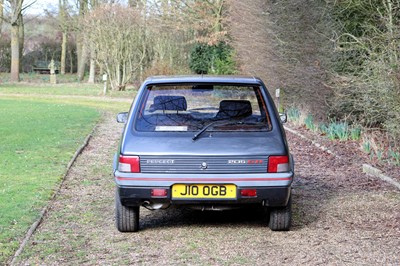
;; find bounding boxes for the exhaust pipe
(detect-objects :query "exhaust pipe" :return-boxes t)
[143,201,170,210]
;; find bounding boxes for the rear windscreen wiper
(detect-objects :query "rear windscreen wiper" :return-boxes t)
[192,119,254,141]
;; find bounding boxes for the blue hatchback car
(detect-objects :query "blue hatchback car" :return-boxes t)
[114,76,294,232]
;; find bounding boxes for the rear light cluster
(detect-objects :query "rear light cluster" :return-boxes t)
[268,156,289,173]
[118,155,140,173]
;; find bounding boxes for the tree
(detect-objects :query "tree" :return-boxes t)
[154,0,236,75]
[170,0,228,44]
[87,0,98,83]
[128,0,143,8]
[6,0,24,82]
[76,0,88,81]
[58,0,69,75]
[134,0,193,77]
[84,4,147,90]
[329,0,400,140]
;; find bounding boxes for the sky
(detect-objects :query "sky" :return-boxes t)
[25,0,129,15]
[27,0,58,15]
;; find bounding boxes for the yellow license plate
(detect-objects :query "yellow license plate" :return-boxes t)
[172,184,236,199]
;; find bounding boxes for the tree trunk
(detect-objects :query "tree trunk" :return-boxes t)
[215,0,223,33]
[9,0,24,82]
[61,31,67,74]
[10,24,20,82]
[18,13,24,66]
[0,0,4,35]
[117,63,122,90]
[99,64,103,77]
[76,0,88,81]
[69,48,73,73]
[88,57,96,83]
[76,38,82,74]
[77,40,87,81]
[87,43,96,83]
[59,0,68,75]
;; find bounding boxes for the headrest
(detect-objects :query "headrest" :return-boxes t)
[152,96,187,111]
[217,100,252,118]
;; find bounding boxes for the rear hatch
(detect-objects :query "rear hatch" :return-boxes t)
[120,133,287,174]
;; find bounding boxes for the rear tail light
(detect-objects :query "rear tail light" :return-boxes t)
[268,156,289,173]
[118,155,140,173]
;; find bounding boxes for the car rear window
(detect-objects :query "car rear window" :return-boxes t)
[135,84,272,132]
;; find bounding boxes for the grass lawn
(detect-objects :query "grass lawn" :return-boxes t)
[0,94,132,113]
[0,73,137,98]
[0,99,101,263]
[0,82,136,98]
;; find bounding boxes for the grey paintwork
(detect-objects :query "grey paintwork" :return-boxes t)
[120,132,286,156]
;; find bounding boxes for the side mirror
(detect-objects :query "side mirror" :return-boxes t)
[117,112,128,123]
[279,112,287,123]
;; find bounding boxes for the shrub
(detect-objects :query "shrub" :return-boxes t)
[287,108,301,123]
[334,122,349,141]
[350,126,361,141]
[326,123,337,141]
[189,43,211,74]
[389,149,400,166]
[363,141,372,154]
[189,42,236,75]
[304,114,317,131]
[329,0,400,144]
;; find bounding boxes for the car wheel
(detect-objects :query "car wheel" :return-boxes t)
[268,195,292,231]
[115,190,139,232]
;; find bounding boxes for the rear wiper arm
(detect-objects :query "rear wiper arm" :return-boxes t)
[192,119,245,141]
[192,121,219,141]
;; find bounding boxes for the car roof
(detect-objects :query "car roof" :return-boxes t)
[143,75,264,85]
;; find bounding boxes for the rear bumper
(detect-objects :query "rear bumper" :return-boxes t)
[117,185,291,208]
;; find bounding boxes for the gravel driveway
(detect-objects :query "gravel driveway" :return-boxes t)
[15,113,400,265]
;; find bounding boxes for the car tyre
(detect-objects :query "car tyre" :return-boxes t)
[115,190,139,232]
[268,195,292,231]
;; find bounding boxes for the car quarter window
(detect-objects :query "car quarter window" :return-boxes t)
[135,84,271,132]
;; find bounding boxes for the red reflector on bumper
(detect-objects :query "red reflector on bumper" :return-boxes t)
[151,189,168,197]
[240,189,257,197]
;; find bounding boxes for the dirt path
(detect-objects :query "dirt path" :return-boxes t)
[14,113,400,265]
